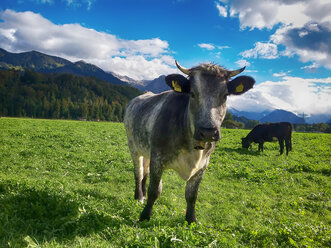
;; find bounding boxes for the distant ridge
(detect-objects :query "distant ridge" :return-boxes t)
[0,48,172,92]
[260,109,305,124]
[0,48,127,85]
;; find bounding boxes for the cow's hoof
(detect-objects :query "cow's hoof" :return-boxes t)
[139,208,152,222]
[139,215,150,222]
[185,216,196,225]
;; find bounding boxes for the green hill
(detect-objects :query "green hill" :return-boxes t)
[0,48,70,71]
[0,48,126,85]
[0,69,141,121]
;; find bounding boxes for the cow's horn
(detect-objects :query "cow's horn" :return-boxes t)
[175,60,190,75]
[229,66,246,77]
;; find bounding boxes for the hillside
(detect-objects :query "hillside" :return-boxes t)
[0,48,126,85]
[228,107,272,121]
[260,109,305,124]
[134,75,169,93]
[0,69,141,121]
[0,48,71,71]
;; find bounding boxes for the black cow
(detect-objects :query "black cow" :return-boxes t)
[242,122,292,155]
[124,60,255,223]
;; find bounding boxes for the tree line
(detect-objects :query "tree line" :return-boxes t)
[0,69,141,122]
[222,112,260,129]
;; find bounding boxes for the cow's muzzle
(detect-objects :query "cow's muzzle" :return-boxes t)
[195,127,220,142]
[193,127,220,149]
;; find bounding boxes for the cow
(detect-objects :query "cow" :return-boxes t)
[241,122,292,155]
[124,60,255,224]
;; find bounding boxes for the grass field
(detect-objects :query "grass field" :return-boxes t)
[0,117,330,247]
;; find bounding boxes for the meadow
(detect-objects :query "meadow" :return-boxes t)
[0,118,330,247]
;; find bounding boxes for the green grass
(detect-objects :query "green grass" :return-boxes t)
[0,117,330,247]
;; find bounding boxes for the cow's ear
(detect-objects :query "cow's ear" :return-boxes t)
[165,74,190,93]
[227,76,255,95]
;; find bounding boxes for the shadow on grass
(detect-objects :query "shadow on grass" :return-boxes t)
[219,147,261,156]
[0,181,132,246]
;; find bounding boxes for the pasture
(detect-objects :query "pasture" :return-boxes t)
[0,118,330,247]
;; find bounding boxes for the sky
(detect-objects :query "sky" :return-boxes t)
[0,0,330,118]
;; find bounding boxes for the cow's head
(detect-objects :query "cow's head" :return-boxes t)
[241,137,251,149]
[166,61,255,149]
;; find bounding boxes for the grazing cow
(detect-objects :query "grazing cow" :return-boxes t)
[124,60,255,223]
[241,122,292,155]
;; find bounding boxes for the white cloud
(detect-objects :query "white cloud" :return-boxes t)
[29,0,95,9]
[198,43,215,50]
[273,72,287,77]
[217,45,230,49]
[301,62,319,72]
[235,59,250,67]
[101,56,176,81]
[0,9,176,80]
[220,0,331,69]
[224,0,322,30]
[271,23,331,69]
[241,42,278,59]
[198,43,230,51]
[216,3,227,17]
[228,76,331,115]
[63,0,94,9]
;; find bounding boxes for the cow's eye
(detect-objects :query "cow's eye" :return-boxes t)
[190,92,196,98]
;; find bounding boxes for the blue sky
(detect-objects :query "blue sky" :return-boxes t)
[0,0,330,118]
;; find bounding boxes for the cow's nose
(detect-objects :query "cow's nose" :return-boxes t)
[195,127,220,142]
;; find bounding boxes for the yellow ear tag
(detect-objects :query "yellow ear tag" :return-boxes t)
[235,83,244,93]
[172,80,182,92]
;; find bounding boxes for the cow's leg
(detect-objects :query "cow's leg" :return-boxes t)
[289,135,292,151]
[285,138,290,155]
[142,158,150,199]
[258,141,264,152]
[139,159,163,222]
[134,155,145,202]
[278,139,284,155]
[185,168,205,224]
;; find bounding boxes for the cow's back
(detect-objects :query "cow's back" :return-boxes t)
[247,122,292,141]
[267,122,292,138]
[125,91,167,154]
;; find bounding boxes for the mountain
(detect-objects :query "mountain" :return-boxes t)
[0,48,126,85]
[260,109,305,124]
[141,75,169,93]
[0,48,71,71]
[305,113,331,124]
[110,72,144,86]
[0,48,172,92]
[228,107,272,121]
[110,73,169,93]
[0,69,141,121]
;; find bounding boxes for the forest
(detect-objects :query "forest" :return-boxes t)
[0,69,141,122]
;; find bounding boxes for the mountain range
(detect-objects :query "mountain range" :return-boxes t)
[228,108,306,124]
[0,48,126,85]
[0,48,170,92]
[0,48,329,124]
